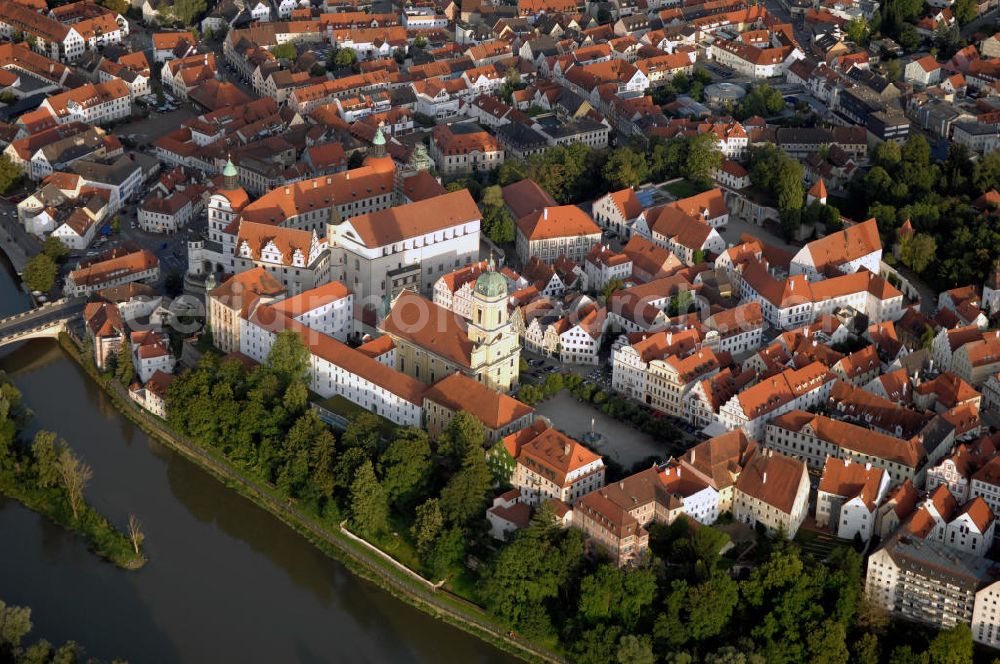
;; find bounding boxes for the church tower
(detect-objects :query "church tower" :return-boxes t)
[469,258,509,343]
[984,259,1000,316]
[222,156,240,191]
[467,258,521,392]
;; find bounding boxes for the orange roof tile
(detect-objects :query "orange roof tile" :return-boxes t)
[516,205,602,241]
[342,189,481,248]
[735,451,807,514]
[424,372,533,429]
[517,427,602,487]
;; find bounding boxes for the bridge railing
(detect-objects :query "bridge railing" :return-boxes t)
[0,298,71,327]
[0,319,68,345]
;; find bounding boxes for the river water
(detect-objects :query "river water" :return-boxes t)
[0,257,512,664]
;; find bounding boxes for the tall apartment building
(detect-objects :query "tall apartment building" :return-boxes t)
[866,532,1000,648]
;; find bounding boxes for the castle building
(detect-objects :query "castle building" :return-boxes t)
[187,158,250,279]
[379,260,521,392]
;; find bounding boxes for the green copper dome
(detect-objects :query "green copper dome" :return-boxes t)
[372,126,386,146]
[474,261,506,299]
[222,158,238,177]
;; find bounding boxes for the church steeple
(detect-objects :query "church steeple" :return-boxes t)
[222,156,239,191]
[371,123,386,159]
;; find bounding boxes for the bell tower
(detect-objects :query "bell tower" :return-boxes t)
[467,258,520,392]
[984,259,1000,316]
[469,258,509,344]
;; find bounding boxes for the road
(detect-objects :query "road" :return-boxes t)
[0,297,86,342]
[961,7,998,39]
[0,198,40,274]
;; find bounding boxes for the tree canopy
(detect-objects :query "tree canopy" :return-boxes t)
[22,254,56,293]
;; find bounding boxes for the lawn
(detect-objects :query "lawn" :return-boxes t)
[312,394,397,437]
[663,179,708,200]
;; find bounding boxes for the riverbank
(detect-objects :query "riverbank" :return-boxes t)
[0,371,146,571]
[56,333,563,664]
[0,473,146,570]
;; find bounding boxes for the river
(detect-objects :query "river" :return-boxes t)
[0,255,513,664]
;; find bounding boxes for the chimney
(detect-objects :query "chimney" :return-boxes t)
[544,208,548,220]
[762,471,767,484]
[312,180,317,188]
[691,449,695,463]
[843,457,849,467]
[564,442,570,457]
[619,481,624,489]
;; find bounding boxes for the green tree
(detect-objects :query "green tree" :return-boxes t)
[0,155,22,194]
[806,620,849,664]
[873,140,902,169]
[671,290,694,315]
[31,431,61,488]
[378,427,432,509]
[266,330,309,387]
[348,460,389,537]
[899,232,937,273]
[484,208,515,244]
[334,47,358,67]
[617,635,655,664]
[685,574,739,640]
[116,342,133,385]
[902,133,931,168]
[333,446,368,492]
[99,0,130,12]
[271,42,297,60]
[574,624,622,664]
[172,0,207,24]
[603,147,649,190]
[435,410,485,465]
[497,160,528,186]
[736,84,786,119]
[0,599,32,656]
[22,254,56,293]
[55,447,92,521]
[685,133,724,187]
[845,17,871,45]
[341,412,383,457]
[898,24,920,51]
[411,497,444,557]
[426,526,467,579]
[41,237,69,264]
[309,427,337,506]
[851,633,880,664]
[926,624,973,664]
[953,0,977,24]
[601,278,624,300]
[439,446,492,527]
[480,525,584,637]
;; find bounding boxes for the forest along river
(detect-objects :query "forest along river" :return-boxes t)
[0,255,514,664]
